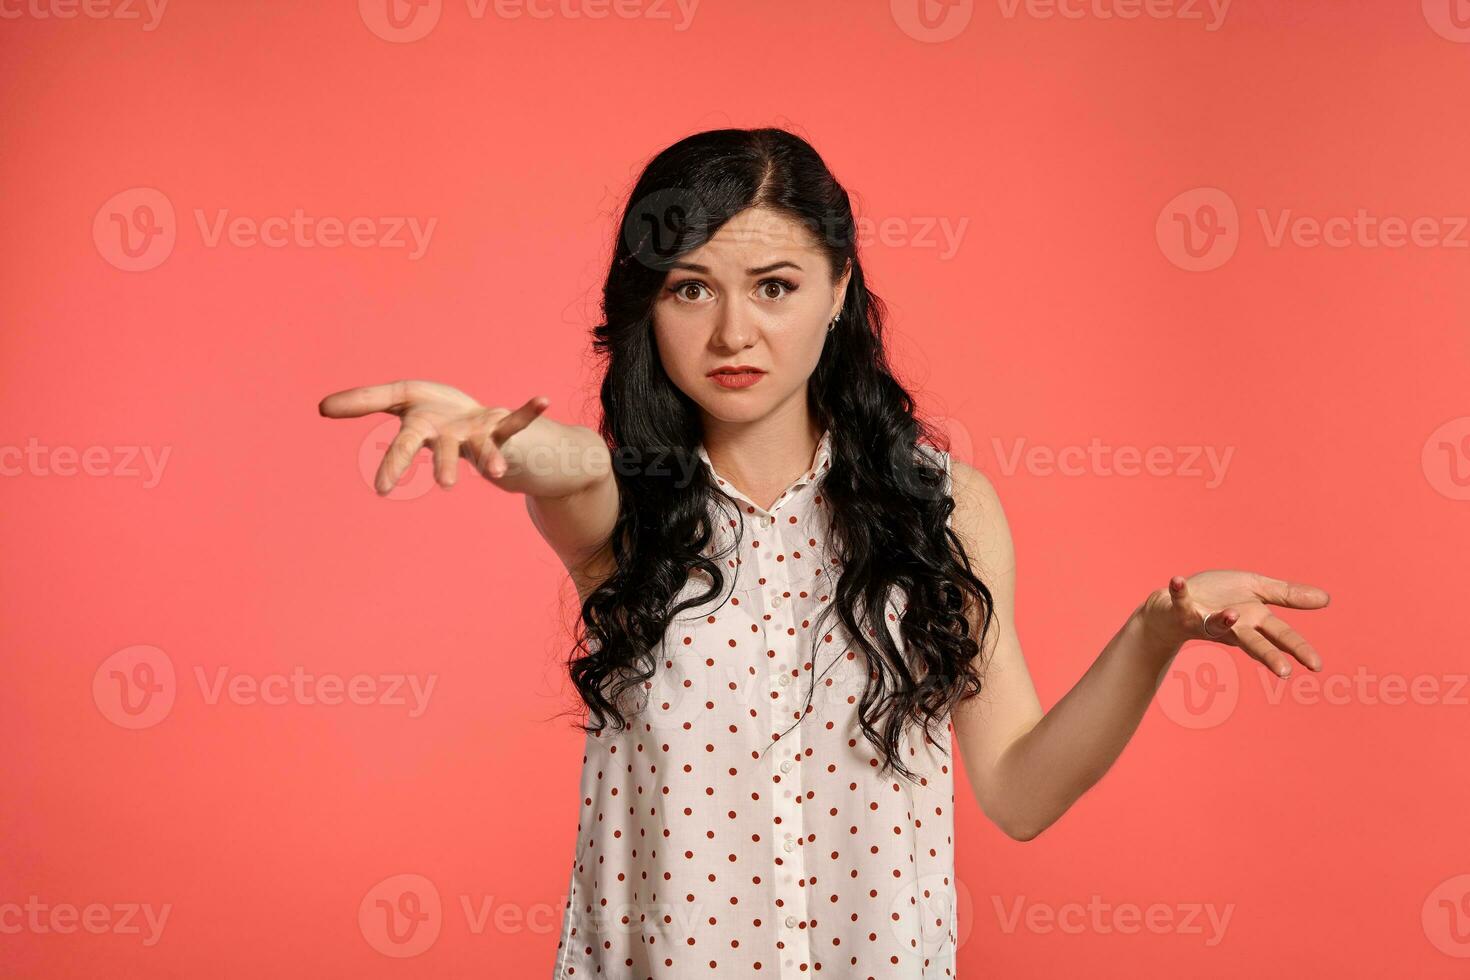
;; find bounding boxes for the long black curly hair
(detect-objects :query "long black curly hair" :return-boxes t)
[567,126,994,782]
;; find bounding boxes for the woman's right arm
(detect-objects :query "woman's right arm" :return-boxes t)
[318,379,620,596]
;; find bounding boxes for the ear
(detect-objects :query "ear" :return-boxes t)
[831,258,853,318]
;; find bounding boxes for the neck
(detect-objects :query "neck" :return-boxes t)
[700,408,824,512]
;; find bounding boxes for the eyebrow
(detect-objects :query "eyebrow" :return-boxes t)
[667,260,805,276]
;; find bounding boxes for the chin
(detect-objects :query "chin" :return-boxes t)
[695,401,770,424]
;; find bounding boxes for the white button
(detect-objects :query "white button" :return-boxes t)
[783,840,794,852]
[778,674,790,687]
[780,760,792,773]
[785,915,797,928]
[762,515,774,527]
[771,596,783,608]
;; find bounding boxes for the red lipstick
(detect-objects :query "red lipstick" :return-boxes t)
[707,365,766,389]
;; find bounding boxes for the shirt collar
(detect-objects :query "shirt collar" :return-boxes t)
[696,427,833,510]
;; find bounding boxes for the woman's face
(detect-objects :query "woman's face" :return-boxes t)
[651,206,851,427]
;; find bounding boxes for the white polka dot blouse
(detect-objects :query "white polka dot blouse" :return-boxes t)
[554,428,959,978]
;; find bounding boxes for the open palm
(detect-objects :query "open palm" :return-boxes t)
[317,379,548,493]
[1143,570,1330,677]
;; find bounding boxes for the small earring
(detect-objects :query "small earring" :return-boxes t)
[828,311,841,332]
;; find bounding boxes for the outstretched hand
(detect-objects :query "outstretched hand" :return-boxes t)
[1141,570,1330,677]
[317,379,549,493]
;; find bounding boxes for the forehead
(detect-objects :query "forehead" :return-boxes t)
[685,207,822,263]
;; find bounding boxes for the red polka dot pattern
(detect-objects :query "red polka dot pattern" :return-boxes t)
[554,430,959,978]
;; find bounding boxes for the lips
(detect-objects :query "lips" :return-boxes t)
[707,367,766,389]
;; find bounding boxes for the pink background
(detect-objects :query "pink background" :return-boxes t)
[3,0,1469,976]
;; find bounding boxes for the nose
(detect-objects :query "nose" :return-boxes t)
[711,298,757,352]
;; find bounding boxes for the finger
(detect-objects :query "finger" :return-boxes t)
[491,395,551,442]
[374,417,435,495]
[318,380,417,419]
[1252,574,1331,610]
[431,435,461,489]
[465,425,509,480]
[1256,615,1322,671]
[1231,622,1294,677]
[1201,607,1239,639]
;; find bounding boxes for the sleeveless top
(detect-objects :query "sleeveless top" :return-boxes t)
[554,429,959,979]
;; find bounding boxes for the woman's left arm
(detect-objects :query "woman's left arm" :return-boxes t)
[946,460,1330,842]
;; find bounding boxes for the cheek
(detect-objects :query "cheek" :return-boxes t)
[651,320,698,378]
[768,322,828,374]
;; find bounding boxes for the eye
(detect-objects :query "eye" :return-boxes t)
[759,278,799,300]
[664,277,800,304]
[667,280,711,303]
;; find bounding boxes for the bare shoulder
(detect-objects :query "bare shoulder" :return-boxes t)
[946,457,1016,583]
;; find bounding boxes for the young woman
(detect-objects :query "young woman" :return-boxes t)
[318,128,1329,979]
